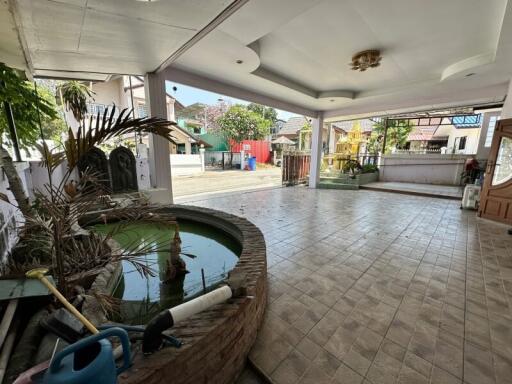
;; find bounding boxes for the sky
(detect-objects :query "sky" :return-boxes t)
[165,81,299,121]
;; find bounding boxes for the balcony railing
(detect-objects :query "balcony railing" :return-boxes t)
[86,103,119,118]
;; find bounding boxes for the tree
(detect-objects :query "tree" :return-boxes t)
[0,64,63,216]
[58,80,94,122]
[217,104,270,145]
[372,119,414,153]
[203,102,229,133]
[247,103,278,124]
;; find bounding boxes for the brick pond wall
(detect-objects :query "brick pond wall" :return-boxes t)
[119,205,267,384]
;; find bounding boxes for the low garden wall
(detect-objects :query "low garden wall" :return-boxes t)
[119,205,267,384]
[379,153,470,185]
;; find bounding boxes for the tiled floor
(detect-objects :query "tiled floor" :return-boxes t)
[186,186,512,384]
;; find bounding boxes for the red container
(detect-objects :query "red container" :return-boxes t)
[230,140,271,163]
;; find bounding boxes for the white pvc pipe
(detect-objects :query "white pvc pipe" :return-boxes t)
[170,285,232,323]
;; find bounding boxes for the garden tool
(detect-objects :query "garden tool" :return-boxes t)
[42,327,131,384]
[25,268,98,334]
[41,308,87,343]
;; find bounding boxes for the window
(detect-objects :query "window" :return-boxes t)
[485,116,499,147]
[492,137,512,185]
[87,103,106,115]
[137,104,148,118]
[458,136,467,150]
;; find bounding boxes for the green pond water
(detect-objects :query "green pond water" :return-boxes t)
[92,220,241,323]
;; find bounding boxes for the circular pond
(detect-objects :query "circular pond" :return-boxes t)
[92,219,241,323]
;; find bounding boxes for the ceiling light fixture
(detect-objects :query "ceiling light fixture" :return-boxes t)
[350,50,382,72]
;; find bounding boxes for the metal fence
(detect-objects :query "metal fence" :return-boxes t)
[205,151,241,169]
[282,153,310,186]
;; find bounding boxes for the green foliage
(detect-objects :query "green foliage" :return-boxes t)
[372,119,413,154]
[58,80,94,122]
[247,103,278,124]
[361,164,379,174]
[366,133,382,155]
[342,159,362,177]
[217,104,270,145]
[0,64,64,150]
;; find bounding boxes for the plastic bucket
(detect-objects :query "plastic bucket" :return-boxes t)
[248,156,257,171]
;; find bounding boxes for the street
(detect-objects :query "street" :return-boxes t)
[172,167,282,199]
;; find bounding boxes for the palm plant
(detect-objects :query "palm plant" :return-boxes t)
[58,81,94,122]
[6,105,179,296]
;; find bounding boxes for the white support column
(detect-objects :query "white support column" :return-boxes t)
[145,72,173,204]
[184,140,192,155]
[309,112,324,188]
[199,145,206,172]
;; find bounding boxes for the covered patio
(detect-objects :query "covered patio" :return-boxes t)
[2,0,512,383]
[193,187,512,384]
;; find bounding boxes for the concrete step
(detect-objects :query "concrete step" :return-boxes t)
[318,182,359,190]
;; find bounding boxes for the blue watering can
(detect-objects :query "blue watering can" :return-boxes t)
[43,327,131,384]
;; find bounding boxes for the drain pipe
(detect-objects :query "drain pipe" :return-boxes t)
[143,272,247,354]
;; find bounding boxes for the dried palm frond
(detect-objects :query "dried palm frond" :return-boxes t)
[66,106,177,170]
[84,291,121,318]
[35,142,66,175]
[41,106,177,171]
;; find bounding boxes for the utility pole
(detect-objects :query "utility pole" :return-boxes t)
[381,117,389,155]
[2,101,21,162]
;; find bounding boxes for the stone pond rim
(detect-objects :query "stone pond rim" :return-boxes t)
[102,205,267,384]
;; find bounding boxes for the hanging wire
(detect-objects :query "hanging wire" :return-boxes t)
[128,76,139,156]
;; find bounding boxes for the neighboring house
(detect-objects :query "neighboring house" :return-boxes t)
[406,115,481,154]
[175,102,208,135]
[269,119,285,139]
[277,116,328,150]
[277,116,308,141]
[72,76,208,155]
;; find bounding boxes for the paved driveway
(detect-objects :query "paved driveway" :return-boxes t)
[172,168,282,199]
[183,187,512,384]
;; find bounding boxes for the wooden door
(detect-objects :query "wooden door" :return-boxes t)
[479,118,512,224]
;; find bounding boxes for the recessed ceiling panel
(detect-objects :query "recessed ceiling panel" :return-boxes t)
[14,0,233,76]
[174,0,512,116]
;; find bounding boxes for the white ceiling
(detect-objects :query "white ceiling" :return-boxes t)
[172,0,512,118]
[2,0,512,119]
[5,0,232,79]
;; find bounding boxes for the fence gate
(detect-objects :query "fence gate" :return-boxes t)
[282,153,311,186]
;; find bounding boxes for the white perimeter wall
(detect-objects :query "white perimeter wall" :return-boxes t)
[170,154,204,176]
[379,154,470,185]
[0,162,30,261]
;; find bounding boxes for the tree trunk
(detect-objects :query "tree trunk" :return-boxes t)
[0,145,32,217]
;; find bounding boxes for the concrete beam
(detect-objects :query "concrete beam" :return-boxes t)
[162,66,318,117]
[323,82,508,122]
